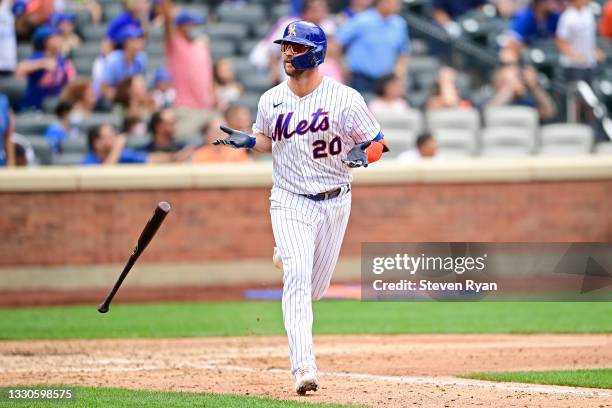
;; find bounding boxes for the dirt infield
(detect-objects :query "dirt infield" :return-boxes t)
[1,334,611,407]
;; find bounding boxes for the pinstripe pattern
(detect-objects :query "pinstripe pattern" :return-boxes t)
[253,76,380,196]
[271,186,351,373]
[254,75,380,376]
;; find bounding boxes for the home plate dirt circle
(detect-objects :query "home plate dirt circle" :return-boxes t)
[1,334,611,407]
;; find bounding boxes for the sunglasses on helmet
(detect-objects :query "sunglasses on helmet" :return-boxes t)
[280,42,312,54]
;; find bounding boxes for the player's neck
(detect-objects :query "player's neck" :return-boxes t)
[287,70,323,98]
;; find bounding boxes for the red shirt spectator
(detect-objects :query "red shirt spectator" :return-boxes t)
[601,1,612,38]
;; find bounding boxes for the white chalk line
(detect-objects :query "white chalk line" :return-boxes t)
[2,360,611,399]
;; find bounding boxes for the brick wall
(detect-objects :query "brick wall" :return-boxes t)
[2,181,612,266]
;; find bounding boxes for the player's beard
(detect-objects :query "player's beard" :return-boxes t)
[283,59,306,78]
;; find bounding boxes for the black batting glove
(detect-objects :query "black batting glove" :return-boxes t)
[342,141,371,168]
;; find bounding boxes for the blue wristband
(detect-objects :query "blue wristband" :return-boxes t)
[246,136,256,149]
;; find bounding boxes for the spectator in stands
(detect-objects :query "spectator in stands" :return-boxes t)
[338,0,374,22]
[43,99,78,154]
[192,116,251,164]
[17,25,76,111]
[224,104,252,134]
[336,0,410,93]
[106,0,151,48]
[14,0,55,39]
[49,12,80,56]
[556,0,603,122]
[252,0,339,84]
[54,0,102,25]
[0,0,17,77]
[426,66,471,110]
[397,132,438,162]
[0,92,14,166]
[500,0,561,63]
[368,73,410,116]
[486,64,556,121]
[145,108,193,161]
[556,0,601,84]
[113,74,155,120]
[161,0,215,139]
[432,0,486,38]
[60,77,96,125]
[214,58,243,111]
[601,0,612,38]
[13,142,27,166]
[122,114,147,138]
[97,25,147,103]
[82,123,179,164]
[150,67,175,110]
[493,0,528,19]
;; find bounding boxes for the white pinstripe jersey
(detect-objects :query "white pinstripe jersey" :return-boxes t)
[253,76,381,195]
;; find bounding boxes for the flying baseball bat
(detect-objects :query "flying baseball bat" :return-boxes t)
[97,201,171,314]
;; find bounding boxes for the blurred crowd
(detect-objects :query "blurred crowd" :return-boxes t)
[0,0,610,166]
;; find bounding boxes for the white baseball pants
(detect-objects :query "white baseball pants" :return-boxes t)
[270,186,352,374]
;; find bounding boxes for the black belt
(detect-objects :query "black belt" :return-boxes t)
[302,187,347,201]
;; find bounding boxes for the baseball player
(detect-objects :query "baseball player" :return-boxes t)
[214,20,388,395]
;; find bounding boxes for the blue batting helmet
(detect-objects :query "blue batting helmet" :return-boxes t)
[273,21,326,70]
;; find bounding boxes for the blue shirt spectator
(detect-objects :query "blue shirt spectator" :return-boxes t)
[96,25,147,101]
[101,49,148,87]
[106,11,142,44]
[43,99,75,154]
[508,5,560,45]
[81,149,148,164]
[17,26,76,110]
[44,123,68,154]
[336,0,409,92]
[0,93,11,166]
[82,123,149,165]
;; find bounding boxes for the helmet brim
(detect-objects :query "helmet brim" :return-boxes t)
[273,35,316,48]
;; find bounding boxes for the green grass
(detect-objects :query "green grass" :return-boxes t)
[0,301,611,340]
[463,368,612,389]
[0,386,360,407]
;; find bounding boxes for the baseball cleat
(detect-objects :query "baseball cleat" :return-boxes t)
[294,366,318,395]
[272,246,284,271]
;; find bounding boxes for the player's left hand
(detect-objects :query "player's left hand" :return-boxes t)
[342,141,371,168]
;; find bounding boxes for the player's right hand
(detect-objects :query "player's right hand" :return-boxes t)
[213,125,256,149]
